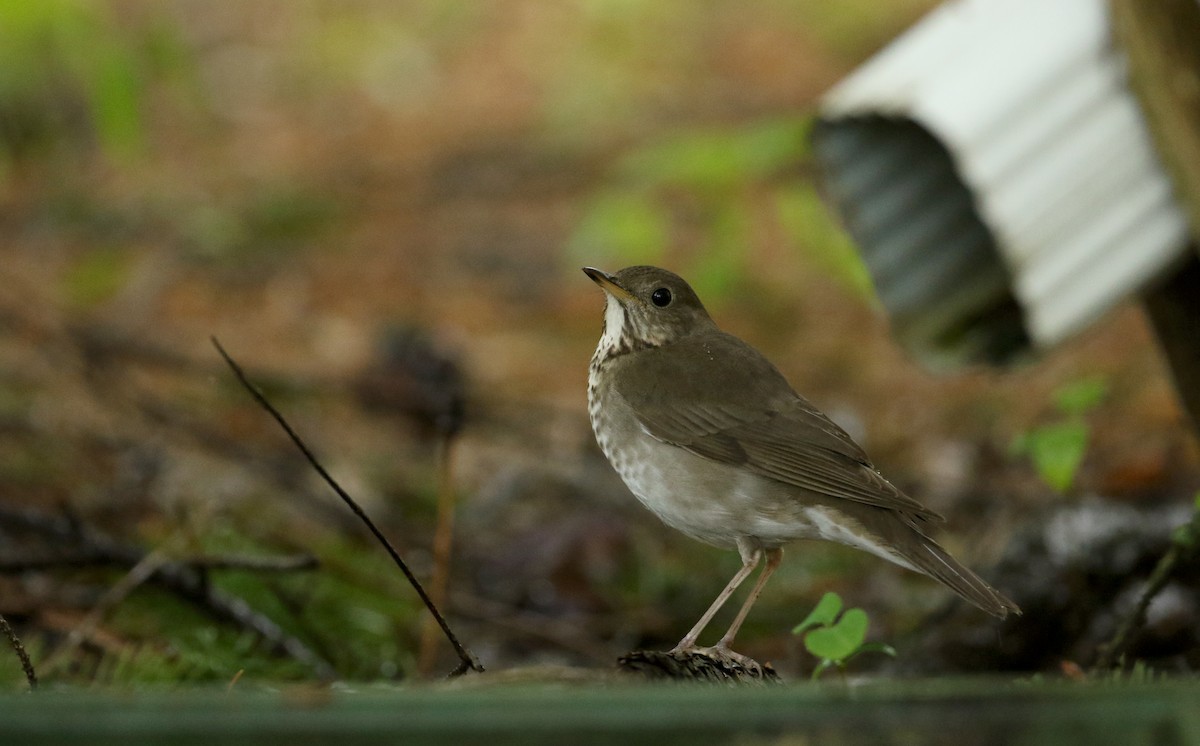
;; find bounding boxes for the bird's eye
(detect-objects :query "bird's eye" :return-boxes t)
[650,287,672,307]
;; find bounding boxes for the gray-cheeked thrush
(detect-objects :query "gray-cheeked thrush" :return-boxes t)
[585,265,1018,662]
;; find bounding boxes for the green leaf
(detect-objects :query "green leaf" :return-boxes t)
[1054,376,1108,417]
[792,591,842,636]
[1024,420,1089,493]
[803,607,868,662]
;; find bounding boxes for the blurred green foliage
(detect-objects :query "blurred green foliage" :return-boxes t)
[1010,376,1109,494]
[614,119,810,190]
[61,247,134,309]
[1016,420,1090,494]
[95,591,313,685]
[8,525,426,688]
[785,0,934,58]
[182,187,343,264]
[1053,376,1109,417]
[0,518,427,690]
[1168,492,1200,552]
[537,0,932,142]
[569,117,872,304]
[571,192,672,266]
[188,525,423,681]
[0,0,150,169]
[536,1,695,141]
[777,184,876,301]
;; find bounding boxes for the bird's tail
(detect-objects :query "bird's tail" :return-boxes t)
[869,514,1019,619]
[898,529,1019,619]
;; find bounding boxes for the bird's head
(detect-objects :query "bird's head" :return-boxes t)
[584,265,716,355]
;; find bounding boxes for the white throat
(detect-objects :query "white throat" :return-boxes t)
[596,295,627,356]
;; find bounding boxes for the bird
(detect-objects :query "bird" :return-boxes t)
[584,265,1018,664]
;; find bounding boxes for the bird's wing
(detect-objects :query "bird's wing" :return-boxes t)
[613,332,944,522]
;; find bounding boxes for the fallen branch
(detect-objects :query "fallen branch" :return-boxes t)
[0,612,37,691]
[211,337,483,676]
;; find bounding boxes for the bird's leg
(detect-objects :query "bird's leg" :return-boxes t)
[712,546,783,652]
[670,545,762,653]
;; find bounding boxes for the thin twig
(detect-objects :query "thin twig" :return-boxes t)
[1094,503,1200,670]
[0,613,37,691]
[211,337,483,676]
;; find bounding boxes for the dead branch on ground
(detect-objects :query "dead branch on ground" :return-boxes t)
[0,504,333,679]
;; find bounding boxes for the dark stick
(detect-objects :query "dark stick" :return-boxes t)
[210,337,483,676]
[1094,502,1200,671]
[0,612,37,691]
[1094,545,1184,670]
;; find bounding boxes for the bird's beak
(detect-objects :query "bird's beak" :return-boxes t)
[583,267,634,303]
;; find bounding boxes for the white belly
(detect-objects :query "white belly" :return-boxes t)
[588,375,817,549]
[588,362,918,571]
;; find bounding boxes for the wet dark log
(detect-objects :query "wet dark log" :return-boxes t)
[617,649,780,684]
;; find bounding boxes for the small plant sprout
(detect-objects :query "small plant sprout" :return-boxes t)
[1010,375,1108,493]
[792,592,895,680]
